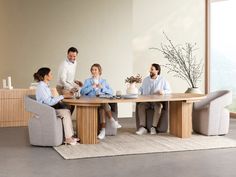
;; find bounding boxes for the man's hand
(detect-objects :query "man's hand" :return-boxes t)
[70,87,78,93]
[156,90,164,95]
[74,80,83,87]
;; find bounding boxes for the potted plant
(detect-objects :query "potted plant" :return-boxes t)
[150,32,203,93]
[125,74,142,94]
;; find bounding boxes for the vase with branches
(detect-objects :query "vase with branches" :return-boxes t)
[150,32,203,93]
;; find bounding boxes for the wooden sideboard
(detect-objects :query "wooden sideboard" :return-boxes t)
[0,89,35,127]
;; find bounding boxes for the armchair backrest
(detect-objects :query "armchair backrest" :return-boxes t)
[24,95,58,125]
[194,90,232,109]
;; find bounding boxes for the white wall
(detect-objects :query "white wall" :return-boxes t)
[0,0,133,88]
[0,0,133,117]
[133,0,205,92]
[0,0,206,117]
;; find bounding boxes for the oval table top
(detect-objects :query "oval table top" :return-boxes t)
[63,93,206,105]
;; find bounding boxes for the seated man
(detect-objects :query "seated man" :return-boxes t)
[136,63,171,135]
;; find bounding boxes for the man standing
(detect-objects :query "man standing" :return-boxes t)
[136,63,171,135]
[57,47,83,95]
[57,47,83,113]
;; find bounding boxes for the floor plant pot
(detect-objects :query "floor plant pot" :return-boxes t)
[185,87,202,94]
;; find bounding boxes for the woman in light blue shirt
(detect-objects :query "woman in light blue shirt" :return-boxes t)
[81,63,121,139]
[34,67,78,145]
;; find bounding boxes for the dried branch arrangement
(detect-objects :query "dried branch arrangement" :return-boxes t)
[150,32,203,88]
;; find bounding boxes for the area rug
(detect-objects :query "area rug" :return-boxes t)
[54,128,236,159]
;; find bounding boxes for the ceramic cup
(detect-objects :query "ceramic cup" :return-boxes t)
[116,90,122,98]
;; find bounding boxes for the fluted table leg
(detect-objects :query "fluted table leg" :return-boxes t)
[76,103,100,144]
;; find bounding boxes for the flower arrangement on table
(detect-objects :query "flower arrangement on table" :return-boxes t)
[125,74,142,84]
[125,74,142,95]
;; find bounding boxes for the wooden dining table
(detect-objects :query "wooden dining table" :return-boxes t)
[63,93,206,144]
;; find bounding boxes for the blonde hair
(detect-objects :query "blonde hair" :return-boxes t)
[90,63,102,75]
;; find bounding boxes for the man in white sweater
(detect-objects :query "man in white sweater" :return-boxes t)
[136,63,171,135]
[57,47,83,93]
[57,47,83,113]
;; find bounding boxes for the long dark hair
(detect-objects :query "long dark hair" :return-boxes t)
[33,67,51,82]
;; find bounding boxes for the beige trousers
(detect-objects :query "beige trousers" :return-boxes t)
[101,103,111,111]
[99,103,111,123]
[137,102,163,128]
[56,109,74,139]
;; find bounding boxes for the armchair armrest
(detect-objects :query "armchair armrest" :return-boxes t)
[24,95,58,124]
[210,90,232,108]
[194,90,232,110]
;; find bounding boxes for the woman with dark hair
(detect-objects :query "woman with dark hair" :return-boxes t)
[34,67,78,145]
[80,63,122,140]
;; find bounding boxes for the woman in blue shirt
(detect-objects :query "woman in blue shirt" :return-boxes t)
[81,63,121,139]
[34,67,78,145]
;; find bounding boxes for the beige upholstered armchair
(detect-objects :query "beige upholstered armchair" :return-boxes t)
[192,90,232,136]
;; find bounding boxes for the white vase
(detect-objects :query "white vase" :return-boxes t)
[126,83,138,94]
[185,87,202,94]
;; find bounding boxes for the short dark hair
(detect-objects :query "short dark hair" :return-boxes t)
[67,47,78,54]
[152,63,161,75]
[33,67,51,82]
[90,63,102,75]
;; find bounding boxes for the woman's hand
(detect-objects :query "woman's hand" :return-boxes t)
[98,84,103,89]
[62,90,74,99]
[92,83,97,88]
[63,93,73,99]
